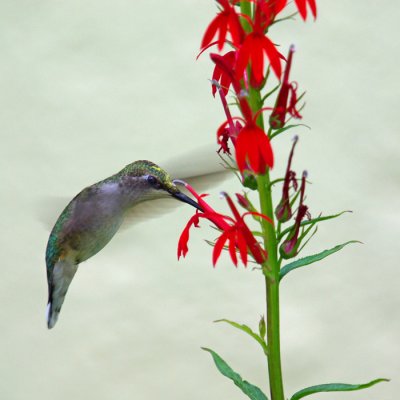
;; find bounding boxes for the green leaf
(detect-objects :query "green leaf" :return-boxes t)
[290,378,389,400]
[202,348,269,400]
[215,319,268,356]
[278,211,351,241]
[270,123,310,140]
[279,241,359,281]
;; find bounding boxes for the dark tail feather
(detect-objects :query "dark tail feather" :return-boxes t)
[46,260,78,329]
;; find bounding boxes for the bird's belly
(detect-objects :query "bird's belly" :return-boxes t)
[65,213,124,263]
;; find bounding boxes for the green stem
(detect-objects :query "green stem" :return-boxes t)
[240,1,252,33]
[251,91,285,400]
[238,4,284,399]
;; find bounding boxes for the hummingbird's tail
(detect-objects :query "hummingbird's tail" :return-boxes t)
[46,260,78,329]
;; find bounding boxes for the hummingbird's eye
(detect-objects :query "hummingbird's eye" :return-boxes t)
[147,175,161,189]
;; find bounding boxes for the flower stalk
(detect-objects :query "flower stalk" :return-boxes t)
[175,1,387,399]
[250,85,285,400]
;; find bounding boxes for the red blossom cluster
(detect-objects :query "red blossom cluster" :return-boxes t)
[203,0,313,176]
[177,182,270,266]
[177,0,316,267]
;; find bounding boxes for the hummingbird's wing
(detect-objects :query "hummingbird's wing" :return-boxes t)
[37,145,233,231]
[36,195,71,231]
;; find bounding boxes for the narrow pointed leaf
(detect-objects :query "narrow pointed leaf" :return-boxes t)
[278,211,352,241]
[290,378,389,400]
[215,319,268,355]
[270,123,310,139]
[202,348,269,400]
[280,241,359,281]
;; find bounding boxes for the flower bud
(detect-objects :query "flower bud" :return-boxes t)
[259,315,266,339]
[242,172,258,190]
[275,136,298,222]
[280,171,309,259]
[269,45,302,130]
[236,193,251,210]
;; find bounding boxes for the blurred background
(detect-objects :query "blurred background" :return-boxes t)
[0,0,399,399]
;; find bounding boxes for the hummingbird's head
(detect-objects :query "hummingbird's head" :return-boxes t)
[119,160,203,211]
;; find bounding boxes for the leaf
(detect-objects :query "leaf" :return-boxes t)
[278,211,352,241]
[202,348,269,400]
[279,241,359,281]
[290,378,389,400]
[215,319,268,356]
[270,123,310,140]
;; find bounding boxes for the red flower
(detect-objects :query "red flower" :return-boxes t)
[294,0,317,21]
[201,0,244,52]
[258,0,288,26]
[275,136,298,222]
[213,193,269,266]
[270,45,302,129]
[211,51,237,97]
[235,0,284,85]
[176,183,270,267]
[210,53,254,121]
[235,121,274,174]
[217,120,242,155]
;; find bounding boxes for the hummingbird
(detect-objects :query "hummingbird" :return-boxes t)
[45,160,204,329]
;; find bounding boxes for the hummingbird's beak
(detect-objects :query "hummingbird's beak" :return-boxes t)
[170,191,204,212]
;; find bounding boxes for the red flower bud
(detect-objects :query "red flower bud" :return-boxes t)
[269,45,302,130]
[275,136,298,222]
[280,171,310,259]
[236,193,251,210]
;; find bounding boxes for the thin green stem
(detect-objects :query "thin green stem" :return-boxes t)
[249,89,284,400]
[238,5,285,399]
[240,2,252,33]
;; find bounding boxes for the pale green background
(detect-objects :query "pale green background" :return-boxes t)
[1,1,399,399]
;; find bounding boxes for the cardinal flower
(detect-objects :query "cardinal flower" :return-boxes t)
[176,183,270,267]
[235,117,274,174]
[269,45,302,129]
[211,51,237,97]
[235,0,284,85]
[201,0,244,51]
[210,53,274,174]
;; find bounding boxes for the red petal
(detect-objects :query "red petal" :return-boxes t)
[250,36,265,87]
[308,0,317,19]
[228,12,243,47]
[217,15,228,51]
[228,231,238,266]
[234,129,247,172]
[274,0,288,14]
[294,0,307,20]
[212,231,230,266]
[235,38,252,80]
[260,131,274,169]
[201,16,222,49]
[236,230,248,265]
[177,215,199,259]
[244,211,273,224]
[248,129,262,172]
[261,36,282,79]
